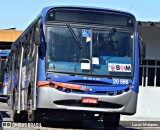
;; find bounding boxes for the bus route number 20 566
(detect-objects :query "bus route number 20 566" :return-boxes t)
[113,79,129,84]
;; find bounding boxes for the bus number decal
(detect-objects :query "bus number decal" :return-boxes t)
[113,79,128,84]
[120,79,128,84]
[113,79,119,84]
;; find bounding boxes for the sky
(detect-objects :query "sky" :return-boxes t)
[0,0,160,30]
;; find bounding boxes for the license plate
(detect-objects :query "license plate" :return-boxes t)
[82,97,98,104]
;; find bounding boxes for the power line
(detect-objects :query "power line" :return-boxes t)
[128,0,139,10]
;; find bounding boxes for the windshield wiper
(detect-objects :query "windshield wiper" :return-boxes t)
[66,24,83,49]
[98,27,116,47]
[105,27,116,40]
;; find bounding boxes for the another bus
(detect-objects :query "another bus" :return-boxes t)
[0,50,10,97]
[7,6,142,127]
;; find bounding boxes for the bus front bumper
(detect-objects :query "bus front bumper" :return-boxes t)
[37,87,138,115]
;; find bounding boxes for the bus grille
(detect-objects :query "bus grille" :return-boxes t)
[54,100,123,109]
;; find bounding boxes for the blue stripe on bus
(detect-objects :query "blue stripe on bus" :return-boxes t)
[132,32,139,93]
[38,27,46,81]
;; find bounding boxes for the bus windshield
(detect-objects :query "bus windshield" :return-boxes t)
[46,25,134,77]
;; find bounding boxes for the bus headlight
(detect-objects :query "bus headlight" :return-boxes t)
[65,88,71,93]
[108,91,114,96]
[57,86,63,91]
[117,90,122,95]
[125,87,130,92]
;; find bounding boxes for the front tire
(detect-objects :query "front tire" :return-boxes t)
[103,113,120,129]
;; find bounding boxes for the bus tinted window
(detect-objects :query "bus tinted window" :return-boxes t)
[47,9,134,27]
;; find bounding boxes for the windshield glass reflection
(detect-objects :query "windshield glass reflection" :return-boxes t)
[47,26,133,76]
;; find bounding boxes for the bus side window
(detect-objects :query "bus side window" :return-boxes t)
[5,60,9,76]
[22,42,27,66]
[15,45,21,70]
[22,28,35,65]
[14,51,17,70]
[0,58,3,85]
[29,28,36,61]
[9,54,13,72]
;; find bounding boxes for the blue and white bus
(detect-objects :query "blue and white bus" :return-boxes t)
[0,50,10,96]
[7,6,143,128]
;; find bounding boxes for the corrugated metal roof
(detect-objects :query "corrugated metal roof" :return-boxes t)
[138,21,160,27]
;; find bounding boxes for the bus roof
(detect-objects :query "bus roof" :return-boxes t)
[41,6,136,22]
[12,6,136,49]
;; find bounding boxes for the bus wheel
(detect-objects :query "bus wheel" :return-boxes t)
[103,113,120,129]
[13,96,27,122]
[13,110,28,122]
[27,94,40,122]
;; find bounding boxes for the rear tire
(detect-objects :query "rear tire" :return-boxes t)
[13,110,28,122]
[12,93,27,122]
[27,93,41,122]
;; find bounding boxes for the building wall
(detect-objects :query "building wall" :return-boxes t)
[0,29,22,49]
[121,23,160,121]
[138,22,160,87]
[138,26,160,60]
[121,87,160,121]
[0,29,22,42]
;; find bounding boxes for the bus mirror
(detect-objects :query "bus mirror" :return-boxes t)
[34,27,41,45]
[38,19,42,28]
[139,36,146,64]
[35,20,42,45]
